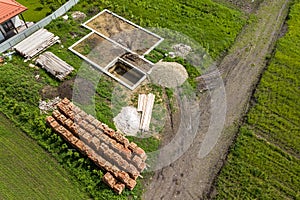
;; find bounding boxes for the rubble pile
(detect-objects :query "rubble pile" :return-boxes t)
[171,43,192,58]
[39,97,61,113]
[46,98,147,194]
[71,11,87,21]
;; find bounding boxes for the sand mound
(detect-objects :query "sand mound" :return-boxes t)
[150,62,188,88]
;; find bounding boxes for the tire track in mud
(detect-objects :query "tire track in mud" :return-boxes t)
[143,0,290,199]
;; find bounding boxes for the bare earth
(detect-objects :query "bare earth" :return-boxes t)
[143,0,290,199]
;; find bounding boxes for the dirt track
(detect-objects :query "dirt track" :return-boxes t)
[143,0,290,199]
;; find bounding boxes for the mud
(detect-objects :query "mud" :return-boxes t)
[143,0,290,199]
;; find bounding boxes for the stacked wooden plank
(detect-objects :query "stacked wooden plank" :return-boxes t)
[36,51,74,80]
[46,98,146,194]
[14,29,60,59]
[138,93,155,131]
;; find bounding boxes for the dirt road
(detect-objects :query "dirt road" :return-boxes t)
[143,0,290,199]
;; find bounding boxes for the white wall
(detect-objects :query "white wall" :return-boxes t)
[11,16,22,28]
[0,25,5,41]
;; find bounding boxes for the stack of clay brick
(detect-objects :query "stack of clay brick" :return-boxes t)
[46,98,147,194]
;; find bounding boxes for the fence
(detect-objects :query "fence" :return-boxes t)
[0,0,80,53]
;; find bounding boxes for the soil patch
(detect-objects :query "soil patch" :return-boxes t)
[215,0,264,13]
[85,11,161,55]
[40,77,95,105]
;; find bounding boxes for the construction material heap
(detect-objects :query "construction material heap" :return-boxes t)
[36,51,74,81]
[14,28,60,59]
[46,98,147,194]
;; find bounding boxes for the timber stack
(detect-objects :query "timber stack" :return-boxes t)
[46,98,147,194]
[138,93,155,132]
[36,51,74,80]
[14,28,60,59]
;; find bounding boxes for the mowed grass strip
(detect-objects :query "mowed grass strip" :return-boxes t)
[0,113,89,200]
[247,1,300,155]
[216,128,300,199]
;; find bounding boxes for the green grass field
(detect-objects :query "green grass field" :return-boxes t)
[246,1,300,155]
[0,113,89,199]
[17,0,51,22]
[72,0,246,59]
[216,1,300,199]
[216,128,300,199]
[0,0,248,199]
[17,0,68,22]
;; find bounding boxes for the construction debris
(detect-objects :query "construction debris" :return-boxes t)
[71,11,86,21]
[36,51,74,80]
[172,43,192,58]
[14,29,60,59]
[138,94,155,132]
[113,107,141,136]
[62,15,69,20]
[39,97,61,114]
[46,98,147,194]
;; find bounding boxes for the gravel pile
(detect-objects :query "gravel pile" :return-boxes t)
[150,61,188,88]
[113,106,141,136]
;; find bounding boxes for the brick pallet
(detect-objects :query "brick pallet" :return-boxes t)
[46,98,147,194]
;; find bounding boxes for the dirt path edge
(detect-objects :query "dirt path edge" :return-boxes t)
[143,0,291,199]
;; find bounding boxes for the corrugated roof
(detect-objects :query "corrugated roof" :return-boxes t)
[0,0,27,24]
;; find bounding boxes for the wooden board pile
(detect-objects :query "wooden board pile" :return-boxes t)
[46,98,147,194]
[137,93,155,132]
[14,29,60,59]
[36,51,74,80]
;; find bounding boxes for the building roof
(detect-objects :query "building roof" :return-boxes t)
[0,0,27,24]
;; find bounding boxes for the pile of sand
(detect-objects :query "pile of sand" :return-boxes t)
[150,61,188,88]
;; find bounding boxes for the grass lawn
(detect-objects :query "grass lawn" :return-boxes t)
[0,113,90,200]
[246,1,300,155]
[216,128,300,199]
[17,0,51,22]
